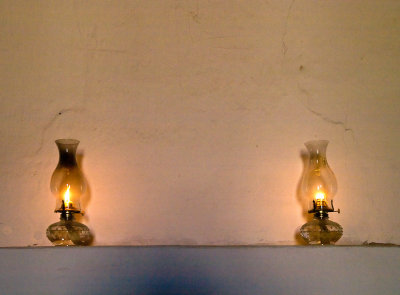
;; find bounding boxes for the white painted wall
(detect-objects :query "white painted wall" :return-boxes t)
[0,0,399,246]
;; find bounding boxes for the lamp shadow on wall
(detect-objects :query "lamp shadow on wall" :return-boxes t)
[76,152,95,245]
[294,149,312,245]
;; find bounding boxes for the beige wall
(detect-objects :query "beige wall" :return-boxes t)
[0,0,399,246]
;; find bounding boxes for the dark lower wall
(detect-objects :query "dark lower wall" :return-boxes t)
[0,246,399,295]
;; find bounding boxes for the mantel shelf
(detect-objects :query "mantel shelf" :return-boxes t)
[0,246,399,294]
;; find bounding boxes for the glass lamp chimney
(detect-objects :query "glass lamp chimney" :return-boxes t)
[50,139,86,214]
[301,140,338,215]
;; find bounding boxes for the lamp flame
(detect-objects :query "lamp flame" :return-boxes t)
[315,192,327,208]
[64,184,72,209]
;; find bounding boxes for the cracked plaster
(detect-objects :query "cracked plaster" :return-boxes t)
[0,0,399,247]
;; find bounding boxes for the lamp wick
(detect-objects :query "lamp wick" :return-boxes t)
[60,200,74,221]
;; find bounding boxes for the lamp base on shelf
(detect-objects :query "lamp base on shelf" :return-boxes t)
[46,213,92,246]
[300,216,343,245]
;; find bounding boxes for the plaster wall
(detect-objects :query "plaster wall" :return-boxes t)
[0,0,399,246]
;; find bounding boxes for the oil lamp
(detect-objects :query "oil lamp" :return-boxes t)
[299,140,343,245]
[46,139,92,246]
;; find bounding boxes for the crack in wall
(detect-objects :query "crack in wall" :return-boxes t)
[34,108,85,155]
[282,0,295,56]
[77,48,127,54]
[297,83,355,139]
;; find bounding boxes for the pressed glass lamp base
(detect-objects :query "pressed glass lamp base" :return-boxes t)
[300,217,343,245]
[46,219,91,246]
